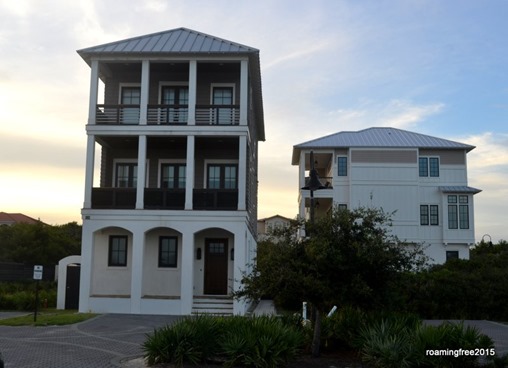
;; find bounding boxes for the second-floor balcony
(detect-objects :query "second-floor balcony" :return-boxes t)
[90,187,238,211]
[95,104,240,126]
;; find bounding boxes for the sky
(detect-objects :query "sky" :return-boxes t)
[1,0,507,242]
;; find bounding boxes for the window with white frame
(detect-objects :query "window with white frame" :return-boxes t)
[158,236,178,268]
[160,163,186,189]
[448,195,469,229]
[109,236,128,267]
[337,156,347,176]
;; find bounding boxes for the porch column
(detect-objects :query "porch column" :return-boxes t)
[78,223,93,313]
[188,60,197,125]
[185,135,195,210]
[299,150,306,190]
[130,230,144,313]
[136,135,147,209]
[239,59,248,126]
[233,229,248,315]
[238,136,247,210]
[139,60,150,125]
[180,231,194,314]
[83,135,95,209]
[87,59,99,125]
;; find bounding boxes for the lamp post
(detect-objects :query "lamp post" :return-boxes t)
[302,150,324,229]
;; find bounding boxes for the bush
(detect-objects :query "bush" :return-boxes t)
[0,282,56,311]
[358,317,494,368]
[143,315,305,367]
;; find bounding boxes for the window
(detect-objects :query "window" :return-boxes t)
[116,163,137,188]
[338,204,348,210]
[212,86,234,124]
[337,156,347,176]
[419,157,439,177]
[207,164,237,189]
[159,236,177,268]
[446,251,459,261]
[420,205,439,226]
[109,236,127,266]
[161,86,188,123]
[448,195,469,229]
[121,86,140,124]
[161,164,186,189]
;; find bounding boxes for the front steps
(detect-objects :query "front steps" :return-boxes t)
[192,296,233,315]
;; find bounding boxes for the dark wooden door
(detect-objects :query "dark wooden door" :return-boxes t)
[65,264,80,309]
[204,239,228,295]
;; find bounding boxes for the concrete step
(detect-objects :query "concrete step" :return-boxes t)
[192,296,233,315]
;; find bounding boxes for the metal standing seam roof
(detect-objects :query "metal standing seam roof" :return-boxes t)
[439,186,482,194]
[292,127,476,164]
[77,27,259,58]
[77,27,265,141]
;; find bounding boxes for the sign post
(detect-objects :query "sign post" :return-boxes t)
[33,265,43,322]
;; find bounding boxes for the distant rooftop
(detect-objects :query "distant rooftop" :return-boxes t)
[292,127,475,164]
[0,212,40,225]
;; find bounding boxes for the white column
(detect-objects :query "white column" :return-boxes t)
[180,231,194,314]
[88,59,99,125]
[78,223,93,313]
[299,150,307,220]
[83,135,95,209]
[188,60,197,125]
[136,135,147,209]
[239,59,248,126]
[139,60,150,125]
[238,136,247,210]
[233,228,248,315]
[130,230,144,314]
[185,135,195,210]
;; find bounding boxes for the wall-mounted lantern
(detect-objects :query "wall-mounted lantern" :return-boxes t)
[230,248,234,261]
[196,247,202,260]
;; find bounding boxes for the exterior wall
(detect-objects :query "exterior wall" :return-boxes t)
[298,146,476,264]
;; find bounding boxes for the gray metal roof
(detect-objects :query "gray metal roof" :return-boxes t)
[439,186,482,194]
[77,27,258,58]
[292,127,475,164]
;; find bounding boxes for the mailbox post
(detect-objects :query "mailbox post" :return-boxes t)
[33,265,43,322]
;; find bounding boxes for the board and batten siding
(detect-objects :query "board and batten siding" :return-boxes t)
[351,149,417,164]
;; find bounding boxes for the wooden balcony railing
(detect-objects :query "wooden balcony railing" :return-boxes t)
[147,105,188,125]
[96,105,140,125]
[91,188,136,209]
[94,104,240,125]
[144,188,185,209]
[195,105,240,125]
[193,189,238,210]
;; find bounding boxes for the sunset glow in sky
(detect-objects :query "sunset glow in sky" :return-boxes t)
[1,0,507,242]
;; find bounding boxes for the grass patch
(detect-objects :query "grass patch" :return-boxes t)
[0,309,97,326]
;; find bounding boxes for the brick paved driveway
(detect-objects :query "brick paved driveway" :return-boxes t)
[0,314,179,368]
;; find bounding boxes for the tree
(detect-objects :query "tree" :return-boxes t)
[0,222,81,265]
[236,206,427,356]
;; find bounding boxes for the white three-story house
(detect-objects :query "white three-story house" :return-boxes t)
[78,28,264,315]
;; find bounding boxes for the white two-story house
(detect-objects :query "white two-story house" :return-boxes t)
[292,127,481,263]
[78,28,264,315]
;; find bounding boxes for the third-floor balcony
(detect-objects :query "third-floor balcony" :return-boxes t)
[95,104,240,125]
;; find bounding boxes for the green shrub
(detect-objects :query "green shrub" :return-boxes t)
[358,317,494,368]
[0,282,57,311]
[143,315,305,367]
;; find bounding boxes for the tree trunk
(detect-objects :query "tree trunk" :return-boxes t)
[311,308,322,357]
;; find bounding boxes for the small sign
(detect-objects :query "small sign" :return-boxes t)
[33,265,43,280]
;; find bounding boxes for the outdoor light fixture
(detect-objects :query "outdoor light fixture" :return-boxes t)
[230,248,234,261]
[196,248,202,260]
[301,151,325,226]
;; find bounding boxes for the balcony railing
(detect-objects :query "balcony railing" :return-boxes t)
[193,189,238,210]
[147,104,188,125]
[91,188,136,209]
[96,105,140,125]
[94,104,239,125]
[144,188,185,209]
[196,105,240,125]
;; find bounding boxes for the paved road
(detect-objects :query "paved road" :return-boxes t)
[0,314,179,368]
[0,313,507,367]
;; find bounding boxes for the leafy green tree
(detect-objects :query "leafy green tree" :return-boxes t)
[236,206,427,356]
[0,222,81,265]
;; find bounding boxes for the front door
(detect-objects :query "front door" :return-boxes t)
[65,264,80,309]
[204,238,228,295]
